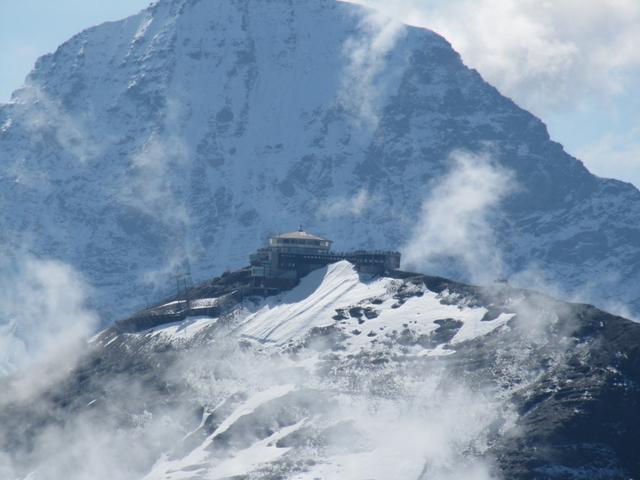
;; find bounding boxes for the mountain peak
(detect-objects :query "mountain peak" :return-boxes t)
[1,0,639,323]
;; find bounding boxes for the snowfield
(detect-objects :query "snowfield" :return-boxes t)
[135,261,515,357]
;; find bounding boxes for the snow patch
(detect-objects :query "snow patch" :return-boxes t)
[450,312,515,344]
[238,261,388,345]
[207,419,305,480]
[144,384,297,479]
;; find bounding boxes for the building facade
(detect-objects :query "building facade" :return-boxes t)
[250,228,401,282]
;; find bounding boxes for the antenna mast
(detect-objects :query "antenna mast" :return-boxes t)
[175,258,193,313]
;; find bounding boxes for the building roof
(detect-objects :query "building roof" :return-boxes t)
[272,227,332,243]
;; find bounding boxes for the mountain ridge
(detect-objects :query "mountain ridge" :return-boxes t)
[2,260,639,479]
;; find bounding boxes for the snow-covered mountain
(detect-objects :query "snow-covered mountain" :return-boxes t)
[1,0,640,320]
[2,261,639,479]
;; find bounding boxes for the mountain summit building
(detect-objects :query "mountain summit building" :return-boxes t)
[249,228,401,282]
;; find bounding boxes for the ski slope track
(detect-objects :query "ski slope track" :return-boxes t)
[2,262,640,479]
[0,0,639,320]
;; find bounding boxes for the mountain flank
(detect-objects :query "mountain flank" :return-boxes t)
[2,258,639,479]
[0,0,639,321]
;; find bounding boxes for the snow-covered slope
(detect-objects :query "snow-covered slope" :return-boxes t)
[1,0,639,320]
[147,261,514,353]
[3,262,639,479]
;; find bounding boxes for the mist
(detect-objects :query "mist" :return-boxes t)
[340,7,407,128]
[0,246,612,480]
[0,256,99,404]
[403,150,514,284]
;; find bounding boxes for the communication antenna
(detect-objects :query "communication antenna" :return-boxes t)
[175,258,193,313]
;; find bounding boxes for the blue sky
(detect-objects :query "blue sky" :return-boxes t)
[1,0,638,187]
[0,0,151,101]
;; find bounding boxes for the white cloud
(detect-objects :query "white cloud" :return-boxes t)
[127,131,190,227]
[341,8,406,127]
[576,127,640,186]
[353,0,640,114]
[17,85,101,164]
[508,260,639,322]
[402,150,514,283]
[0,256,99,403]
[121,98,200,293]
[318,188,371,218]
[124,98,191,227]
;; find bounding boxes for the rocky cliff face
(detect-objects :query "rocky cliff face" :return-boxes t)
[1,0,639,321]
[2,262,639,479]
